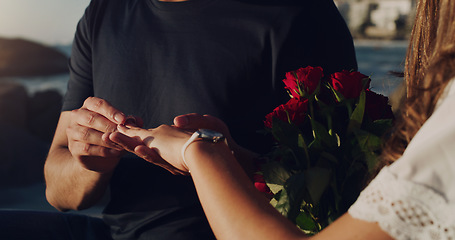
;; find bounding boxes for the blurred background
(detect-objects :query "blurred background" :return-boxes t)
[0,0,412,216]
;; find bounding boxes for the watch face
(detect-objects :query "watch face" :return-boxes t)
[198,129,225,143]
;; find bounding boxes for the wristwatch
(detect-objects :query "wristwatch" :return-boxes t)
[193,129,225,143]
[181,129,226,172]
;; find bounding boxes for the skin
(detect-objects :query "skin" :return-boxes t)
[45,0,190,211]
[44,97,131,211]
[43,94,392,238]
[44,0,390,237]
[110,113,259,179]
[111,114,394,240]
[44,98,254,211]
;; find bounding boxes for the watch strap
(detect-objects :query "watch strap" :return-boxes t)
[181,131,201,172]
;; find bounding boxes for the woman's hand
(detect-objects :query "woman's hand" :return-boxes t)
[174,113,259,179]
[110,124,191,175]
[173,113,236,147]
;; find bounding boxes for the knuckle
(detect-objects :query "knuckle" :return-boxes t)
[79,127,90,141]
[156,124,170,131]
[81,143,92,155]
[85,97,105,110]
[70,109,79,117]
[85,112,97,126]
[83,97,91,106]
[69,110,81,124]
[104,123,116,133]
[99,147,111,157]
[93,98,105,109]
[83,97,95,107]
[66,125,74,136]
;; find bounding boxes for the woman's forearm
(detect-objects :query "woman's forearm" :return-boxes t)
[114,122,392,239]
[185,141,307,240]
[185,142,392,240]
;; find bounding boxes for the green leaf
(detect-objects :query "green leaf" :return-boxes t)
[364,151,380,173]
[297,133,310,166]
[267,183,284,195]
[365,119,393,136]
[326,82,345,102]
[304,167,332,204]
[284,172,308,222]
[270,118,311,168]
[273,189,291,216]
[347,90,366,132]
[334,133,341,147]
[262,161,292,186]
[319,152,339,164]
[310,118,337,149]
[353,128,383,152]
[271,117,301,147]
[296,211,320,234]
[362,77,372,89]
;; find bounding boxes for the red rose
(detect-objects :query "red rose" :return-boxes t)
[253,173,273,195]
[330,70,369,99]
[365,89,394,121]
[283,66,324,99]
[264,98,308,128]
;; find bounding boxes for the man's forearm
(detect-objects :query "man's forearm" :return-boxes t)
[44,146,113,211]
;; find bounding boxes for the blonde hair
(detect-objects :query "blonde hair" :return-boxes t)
[379,0,455,167]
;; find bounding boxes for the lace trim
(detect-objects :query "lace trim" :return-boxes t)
[349,168,455,240]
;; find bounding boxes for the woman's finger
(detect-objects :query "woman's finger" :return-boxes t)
[109,131,144,152]
[117,124,149,138]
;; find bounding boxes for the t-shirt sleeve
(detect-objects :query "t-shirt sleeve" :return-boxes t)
[272,0,358,105]
[276,0,357,74]
[61,1,96,111]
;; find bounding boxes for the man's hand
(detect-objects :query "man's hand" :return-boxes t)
[44,97,143,211]
[66,97,128,172]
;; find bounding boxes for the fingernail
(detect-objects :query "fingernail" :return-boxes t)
[114,113,125,124]
[124,116,137,127]
[174,116,188,126]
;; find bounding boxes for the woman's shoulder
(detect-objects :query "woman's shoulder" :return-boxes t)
[349,167,455,239]
[387,78,455,200]
[348,78,455,239]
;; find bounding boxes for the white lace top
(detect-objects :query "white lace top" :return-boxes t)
[349,79,455,240]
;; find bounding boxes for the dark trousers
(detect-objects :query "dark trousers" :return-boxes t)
[0,210,112,240]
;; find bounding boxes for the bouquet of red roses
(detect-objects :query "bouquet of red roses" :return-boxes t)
[257,66,394,234]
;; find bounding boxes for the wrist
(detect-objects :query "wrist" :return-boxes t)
[181,129,227,173]
[184,140,233,172]
[181,129,227,172]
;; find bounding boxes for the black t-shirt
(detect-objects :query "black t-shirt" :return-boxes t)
[63,0,357,239]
